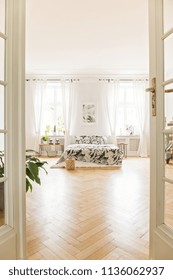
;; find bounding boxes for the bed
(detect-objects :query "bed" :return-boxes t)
[57,136,123,166]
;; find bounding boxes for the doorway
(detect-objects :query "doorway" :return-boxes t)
[25,0,150,260]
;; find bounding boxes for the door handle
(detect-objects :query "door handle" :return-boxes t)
[146,87,155,93]
[146,77,156,116]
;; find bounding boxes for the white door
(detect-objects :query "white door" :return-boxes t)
[149,0,173,259]
[0,0,26,259]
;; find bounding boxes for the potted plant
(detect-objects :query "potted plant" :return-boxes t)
[26,151,48,192]
[0,151,4,178]
[0,150,48,193]
[41,135,49,144]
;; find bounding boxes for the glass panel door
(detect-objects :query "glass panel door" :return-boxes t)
[164,83,173,230]
[163,0,173,233]
[163,0,173,33]
[149,0,173,260]
[0,134,5,226]
[0,86,4,129]
[0,0,5,33]
[0,0,6,228]
[0,0,26,260]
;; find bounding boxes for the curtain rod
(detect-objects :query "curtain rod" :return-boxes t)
[26,78,148,82]
[99,78,148,82]
[26,78,80,82]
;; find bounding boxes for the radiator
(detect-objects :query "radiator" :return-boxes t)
[129,138,140,152]
[116,136,140,156]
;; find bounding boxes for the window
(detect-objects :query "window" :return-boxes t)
[116,82,139,136]
[41,82,64,136]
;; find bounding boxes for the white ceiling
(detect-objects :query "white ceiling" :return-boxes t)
[26,0,149,75]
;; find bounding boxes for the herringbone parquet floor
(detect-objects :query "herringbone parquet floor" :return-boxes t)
[26,157,149,260]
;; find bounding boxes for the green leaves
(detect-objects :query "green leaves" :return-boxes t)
[0,151,4,178]
[26,156,48,192]
[0,166,4,178]
[0,149,47,192]
[26,177,33,192]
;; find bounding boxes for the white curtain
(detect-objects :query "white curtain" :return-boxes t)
[133,79,149,157]
[109,80,120,144]
[99,79,119,144]
[61,80,74,148]
[25,79,47,152]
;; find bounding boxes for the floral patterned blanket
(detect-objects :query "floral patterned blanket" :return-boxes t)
[57,144,123,166]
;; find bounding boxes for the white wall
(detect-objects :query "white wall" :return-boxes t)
[70,79,111,136]
[25,82,37,150]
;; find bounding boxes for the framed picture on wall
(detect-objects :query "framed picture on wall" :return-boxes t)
[82,103,96,124]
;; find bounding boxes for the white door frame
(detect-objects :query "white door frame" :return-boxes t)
[149,0,173,259]
[149,0,157,260]
[0,0,26,260]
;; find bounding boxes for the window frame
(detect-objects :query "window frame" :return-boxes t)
[41,82,64,136]
[116,81,140,136]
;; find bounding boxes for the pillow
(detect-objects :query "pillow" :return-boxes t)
[75,135,106,144]
[75,136,91,144]
[90,136,106,144]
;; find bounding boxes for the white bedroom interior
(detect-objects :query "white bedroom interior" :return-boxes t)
[1,0,173,261]
[25,0,151,260]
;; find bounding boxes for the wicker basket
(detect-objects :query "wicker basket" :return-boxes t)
[65,158,75,170]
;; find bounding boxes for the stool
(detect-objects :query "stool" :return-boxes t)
[118,143,128,158]
[65,158,75,170]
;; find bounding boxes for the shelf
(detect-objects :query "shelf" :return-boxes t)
[39,143,64,157]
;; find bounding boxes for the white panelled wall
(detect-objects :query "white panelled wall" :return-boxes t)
[70,79,112,137]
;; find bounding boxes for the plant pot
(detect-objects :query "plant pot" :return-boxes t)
[42,140,48,144]
[65,159,75,170]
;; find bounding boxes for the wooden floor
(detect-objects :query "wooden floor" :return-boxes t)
[26,157,150,260]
